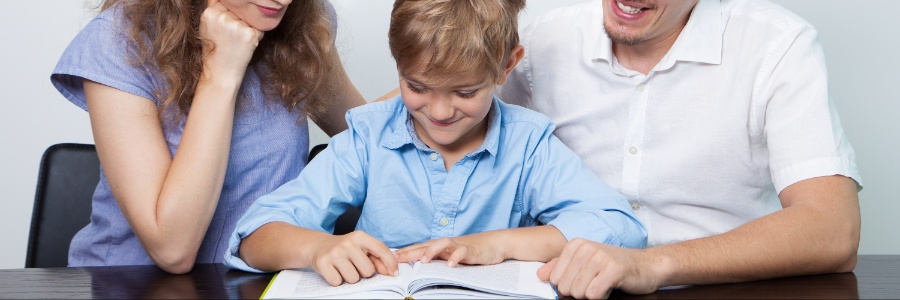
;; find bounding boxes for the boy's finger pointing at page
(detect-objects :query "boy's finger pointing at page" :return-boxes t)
[363,239,399,277]
[394,243,430,263]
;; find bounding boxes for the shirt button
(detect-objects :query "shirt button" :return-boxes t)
[636,84,646,92]
[631,203,641,210]
[429,153,438,161]
[440,217,449,226]
[628,146,638,155]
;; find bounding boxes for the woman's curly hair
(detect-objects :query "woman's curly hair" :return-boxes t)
[100,0,337,120]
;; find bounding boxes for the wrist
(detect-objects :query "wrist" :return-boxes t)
[199,63,247,91]
[643,247,676,289]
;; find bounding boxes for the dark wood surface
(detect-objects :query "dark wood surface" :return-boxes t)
[1,255,898,299]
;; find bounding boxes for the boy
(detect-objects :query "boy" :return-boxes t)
[224,0,646,286]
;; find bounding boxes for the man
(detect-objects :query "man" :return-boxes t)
[497,0,862,298]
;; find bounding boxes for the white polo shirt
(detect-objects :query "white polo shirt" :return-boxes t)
[498,0,862,247]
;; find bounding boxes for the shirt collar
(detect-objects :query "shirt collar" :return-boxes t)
[591,0,725,70]
[659,0,724,67]
[382,97,502,163]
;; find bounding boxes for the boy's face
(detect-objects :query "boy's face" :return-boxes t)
[400,69,495,153]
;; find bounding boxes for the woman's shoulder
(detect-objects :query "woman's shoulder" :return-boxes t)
[51,4,160,110]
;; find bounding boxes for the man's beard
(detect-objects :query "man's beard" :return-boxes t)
[603,21,644,46]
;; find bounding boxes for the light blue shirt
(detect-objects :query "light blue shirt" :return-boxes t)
[50,5,312,266]
[225,96,647,272]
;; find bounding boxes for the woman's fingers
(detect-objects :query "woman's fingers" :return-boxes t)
[199,1,262,82]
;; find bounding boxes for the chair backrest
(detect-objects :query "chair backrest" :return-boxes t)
[308,144,360,235]
[26,143,100,268]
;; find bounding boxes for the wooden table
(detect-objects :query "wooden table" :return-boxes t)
[1,255,898,299]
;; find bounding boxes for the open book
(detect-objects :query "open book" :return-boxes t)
[261,260,557,299]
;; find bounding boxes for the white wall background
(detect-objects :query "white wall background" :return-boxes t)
[0,0,896,269]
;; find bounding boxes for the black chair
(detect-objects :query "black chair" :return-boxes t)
[25,143,359,268]
[308,144,360,235]
[26,143,100,268]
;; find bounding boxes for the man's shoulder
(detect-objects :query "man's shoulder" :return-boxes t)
[524,1,602,41]
[530,1,599,27]
[722,0,815,33]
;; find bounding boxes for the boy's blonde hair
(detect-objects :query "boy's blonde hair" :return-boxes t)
[389,0,526,83]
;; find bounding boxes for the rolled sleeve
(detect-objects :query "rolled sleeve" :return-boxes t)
[526,130,647,248]
[548,207,646,249]
[762,26,862,193]
[223,124,370,272]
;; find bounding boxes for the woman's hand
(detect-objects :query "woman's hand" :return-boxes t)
[200,0,264,84]
[311,231,399,286]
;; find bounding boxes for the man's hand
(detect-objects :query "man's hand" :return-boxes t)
[538,238,664,299]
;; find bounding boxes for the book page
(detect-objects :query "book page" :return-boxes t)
[407,260,556,299]
[262,263,415,299]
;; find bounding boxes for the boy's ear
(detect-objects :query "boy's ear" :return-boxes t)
[497,45,525,85]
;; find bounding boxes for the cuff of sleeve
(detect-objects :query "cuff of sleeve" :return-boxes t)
[771,157,863,194]
[223,216,296,273]
[547,211,620,244]
[548,210,647,249]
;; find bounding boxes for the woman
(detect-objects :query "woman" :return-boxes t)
[50,0,364,273]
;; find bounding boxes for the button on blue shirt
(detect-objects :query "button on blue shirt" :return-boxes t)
[225,96,646,272]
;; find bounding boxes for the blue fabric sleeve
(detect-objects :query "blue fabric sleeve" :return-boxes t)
[50,10,159,111]
[224,112,370,272]
[523,126,648,249]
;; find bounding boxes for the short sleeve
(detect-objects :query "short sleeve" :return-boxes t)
[760,25,862,192]
[50,8,160,111]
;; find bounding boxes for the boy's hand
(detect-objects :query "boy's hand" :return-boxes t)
[311,231,399,286]
[395,236,505,267]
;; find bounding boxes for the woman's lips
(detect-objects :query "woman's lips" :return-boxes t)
[256,4,282,17]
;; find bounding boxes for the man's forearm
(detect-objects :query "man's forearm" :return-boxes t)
[650,175,860,287]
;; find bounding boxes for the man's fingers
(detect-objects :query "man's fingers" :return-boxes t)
[554,243,592,296]
[537,258,558,281]
[585,275,614,300]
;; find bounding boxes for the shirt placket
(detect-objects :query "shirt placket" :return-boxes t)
[622,75,652,236]
[425,152,475,239]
